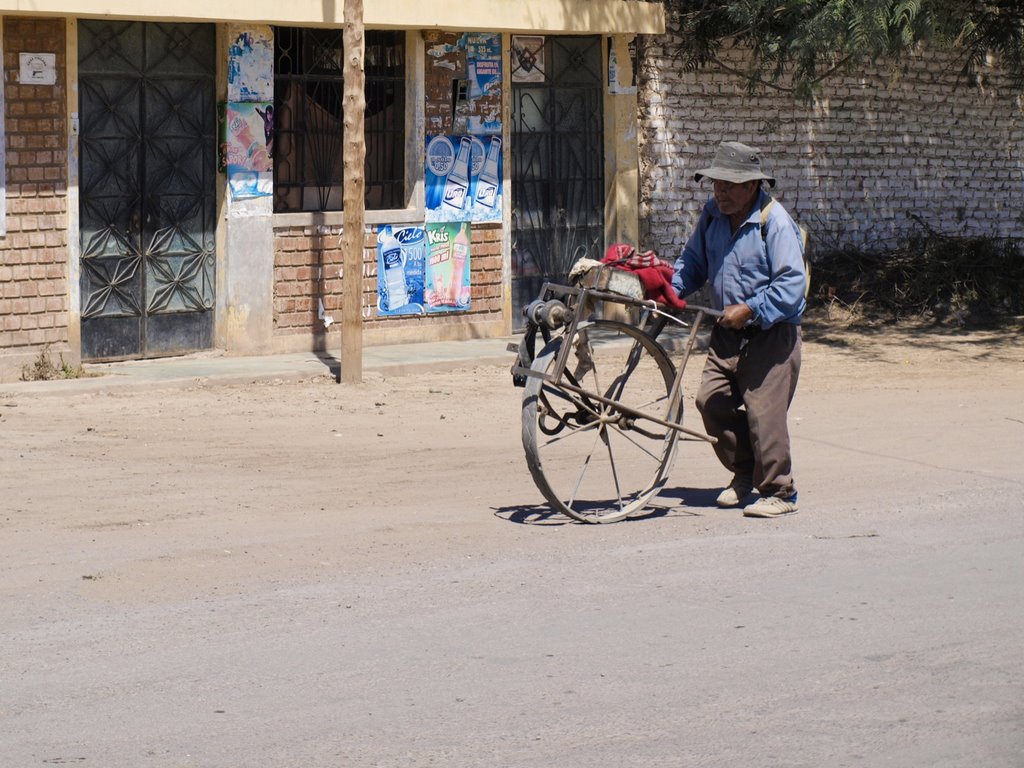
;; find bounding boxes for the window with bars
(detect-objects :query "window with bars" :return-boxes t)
[273,28,406,213]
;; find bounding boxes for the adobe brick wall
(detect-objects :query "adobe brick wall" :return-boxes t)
[637,33,1024,257]
[272,222,504,349]
[0,17,69,377]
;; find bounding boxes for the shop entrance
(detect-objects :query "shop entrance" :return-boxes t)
[78,20,217,361]
[510,35,605,326]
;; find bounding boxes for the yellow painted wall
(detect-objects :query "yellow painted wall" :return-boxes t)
[0,0,664,34]
[605,34,640,249]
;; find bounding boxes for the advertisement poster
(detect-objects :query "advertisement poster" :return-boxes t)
[425,134,502,223]
[607,38,637,95]
[463,32,502,135]
[423,31,502,136]
[376,225,427,316]
[0,59,5,235]
[226,102,273,199]
[511,36,545,83]
[425,222,471,313]
[228,26,274,102]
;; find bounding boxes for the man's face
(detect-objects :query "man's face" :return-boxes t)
[712,179,759,217]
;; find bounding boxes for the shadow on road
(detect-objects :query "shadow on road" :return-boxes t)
[491,504,570,526]
[312,350,341,379]
[655,485,720,510]
[492,489,718,526]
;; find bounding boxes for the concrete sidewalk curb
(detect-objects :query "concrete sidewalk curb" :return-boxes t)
[0,338,519,397]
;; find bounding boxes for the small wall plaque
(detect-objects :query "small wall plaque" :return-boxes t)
[20,53,57,85]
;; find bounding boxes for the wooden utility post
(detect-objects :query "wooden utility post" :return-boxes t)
[339,0,365,383]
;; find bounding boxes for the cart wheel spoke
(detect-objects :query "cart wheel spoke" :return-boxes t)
[565,425,607,509]
[600,427,629,514]
[604,421,671,464]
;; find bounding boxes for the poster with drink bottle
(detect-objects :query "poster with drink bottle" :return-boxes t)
[376,225,427,316]
[424,135,502,223]
[225,102,273,199]
[425,222,471,313]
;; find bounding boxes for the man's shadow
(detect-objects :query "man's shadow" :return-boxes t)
[656,485,722,509]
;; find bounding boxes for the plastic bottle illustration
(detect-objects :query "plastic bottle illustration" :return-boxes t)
[474,137,502,209]
[381,230,409,310]
[442,137,472,213]
[448,223,470,306]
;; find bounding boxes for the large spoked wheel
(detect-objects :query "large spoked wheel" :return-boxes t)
[522,320,682,523]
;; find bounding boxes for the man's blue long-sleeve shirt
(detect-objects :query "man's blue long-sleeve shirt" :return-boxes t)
[672,191,806,328]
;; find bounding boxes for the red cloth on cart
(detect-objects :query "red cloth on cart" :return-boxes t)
[601,244,687,309]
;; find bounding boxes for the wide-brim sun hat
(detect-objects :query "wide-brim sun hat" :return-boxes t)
[694,141,776,187]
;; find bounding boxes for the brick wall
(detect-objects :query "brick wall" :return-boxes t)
[637,32,1024,256]
[273,225,357,336]
[272,222,504,345]
[423,31,463,136]
[0,18,69,363]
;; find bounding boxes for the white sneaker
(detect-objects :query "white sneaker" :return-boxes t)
[743,493,798,518]
[716,475,754,508]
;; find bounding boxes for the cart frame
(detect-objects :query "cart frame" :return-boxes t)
[511,279,723,523]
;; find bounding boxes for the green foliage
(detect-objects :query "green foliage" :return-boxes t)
[811,233,1024,325]
[665,0,1024,98]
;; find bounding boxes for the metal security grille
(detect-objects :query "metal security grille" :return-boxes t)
[273,28,405,212]
[511,36,605,324]
[78,20,216,361]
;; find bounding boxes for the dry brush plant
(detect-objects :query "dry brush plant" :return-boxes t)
[810,232,1024,326]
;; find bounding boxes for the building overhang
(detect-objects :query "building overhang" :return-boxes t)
[0,0,666,35]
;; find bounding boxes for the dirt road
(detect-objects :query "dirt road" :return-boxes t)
[2,324,1023,767]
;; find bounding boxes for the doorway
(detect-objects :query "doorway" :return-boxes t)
[78,20,217,360]
[510,35,605,324]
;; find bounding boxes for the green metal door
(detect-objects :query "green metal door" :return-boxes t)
[78,21,216,360]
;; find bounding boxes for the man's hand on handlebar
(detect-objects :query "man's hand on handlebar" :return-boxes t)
[719,303,754,330]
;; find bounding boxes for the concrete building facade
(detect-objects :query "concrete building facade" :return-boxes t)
[0,0,664,380]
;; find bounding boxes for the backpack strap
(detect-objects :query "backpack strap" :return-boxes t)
[759,196,776,244]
